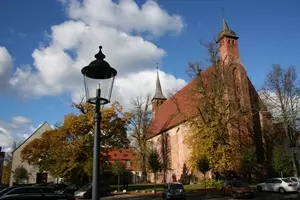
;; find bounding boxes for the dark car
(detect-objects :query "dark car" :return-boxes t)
[1,187,54,197]
[162,183,186,200]
[74,182,110,199]
[56,184,80,195]
[0,188,17,197]
[221,180,254,198]
[0,193,75,200]
[0,185,8,192]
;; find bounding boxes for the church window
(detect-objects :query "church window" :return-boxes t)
[126,160,131,168]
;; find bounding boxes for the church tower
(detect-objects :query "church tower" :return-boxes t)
[217,18,240,62]
[151,68,166,118]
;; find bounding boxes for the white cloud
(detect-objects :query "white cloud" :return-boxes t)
[66,0,184,37]
[0,116,34,150]
[8,0,187,110]
[0,46,13,90]
[12,116,32,125]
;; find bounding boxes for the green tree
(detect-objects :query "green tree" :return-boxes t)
[148,149,162,195]
[240,149,257,180]
[196,156,211,193]
[272,147,293,177]
[111,160,126,192]
[13,165,29,184]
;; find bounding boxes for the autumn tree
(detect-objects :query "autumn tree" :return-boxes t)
[1,142,20,184]
[13,165,29,184]
[148,149,162,195]
[260,65,300,176]
[177,41,253,173]
[21,101,130,183]
[128,95,152,183]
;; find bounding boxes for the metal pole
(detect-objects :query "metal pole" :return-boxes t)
[92,87,101,200]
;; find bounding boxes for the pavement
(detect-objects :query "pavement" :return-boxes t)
[100,191,300,200]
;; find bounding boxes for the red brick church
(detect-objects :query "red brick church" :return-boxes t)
[147,19,273,183]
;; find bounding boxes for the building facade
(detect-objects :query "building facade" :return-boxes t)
[10,122,56,186]
[147,19,273,183]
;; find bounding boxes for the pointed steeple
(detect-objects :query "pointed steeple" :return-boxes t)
[151,64,167,118]
[222,18,229,31]
[217,17,240,61]
[152,65,166,100]
[217,18,238,42]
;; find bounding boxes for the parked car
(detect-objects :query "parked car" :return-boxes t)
[1,187,54,197]
[162,183,186,200]
[221,180,254,198]
[257,178,298,193]
[74,182,110,199]
[0,193,75,200]
[0,188,17,197]
[55,185,80,195]
[286,177,300,185]
[0,185,8,192]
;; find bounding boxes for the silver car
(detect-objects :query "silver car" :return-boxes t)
[162,183,186,200]
[257,178,298,193]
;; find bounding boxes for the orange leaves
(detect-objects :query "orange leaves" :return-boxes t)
[21,101,130,181]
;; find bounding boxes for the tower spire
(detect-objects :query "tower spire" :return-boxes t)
[152,63,166,100]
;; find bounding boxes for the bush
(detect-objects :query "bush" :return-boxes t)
[199,179,224,188]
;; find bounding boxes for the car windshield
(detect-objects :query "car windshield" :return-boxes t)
[232,182,248,187]
[170,184,184,190]
[282,178,293,183]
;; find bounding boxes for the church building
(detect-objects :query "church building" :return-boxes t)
[147,19,273,183]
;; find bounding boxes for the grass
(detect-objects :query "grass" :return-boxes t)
[110,181,259,193]
[110,183,212,193]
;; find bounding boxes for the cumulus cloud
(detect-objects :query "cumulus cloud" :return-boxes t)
[12,116,32,125]
[0,47,13,90]
[0,116,34,151]
[8,0,186,110]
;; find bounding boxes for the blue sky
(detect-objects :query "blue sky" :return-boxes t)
[0,0,299,149]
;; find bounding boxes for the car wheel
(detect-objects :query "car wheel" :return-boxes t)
[279,187,285,194]
[232,192,237,198]
[222,189,226,196]
[257,186,262,192]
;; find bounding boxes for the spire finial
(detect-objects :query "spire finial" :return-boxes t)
[95,46,106,60]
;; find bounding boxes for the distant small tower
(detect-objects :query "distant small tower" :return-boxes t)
[217,18,240,62]
[152,65,167,118]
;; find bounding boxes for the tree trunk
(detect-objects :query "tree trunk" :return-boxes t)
[154,172,157,195]
[293,154,298,177]
[118,174,120,192]
[280,171,283,178]
[204,173,206,194]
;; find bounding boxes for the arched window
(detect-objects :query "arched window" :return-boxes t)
[126,160,131,168]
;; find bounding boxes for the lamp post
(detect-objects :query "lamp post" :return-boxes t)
[81,46,117,200]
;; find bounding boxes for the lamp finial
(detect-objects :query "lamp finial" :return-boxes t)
[95,46,106,60]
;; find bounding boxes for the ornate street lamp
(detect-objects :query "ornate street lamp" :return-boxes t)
[81,46,117,200]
